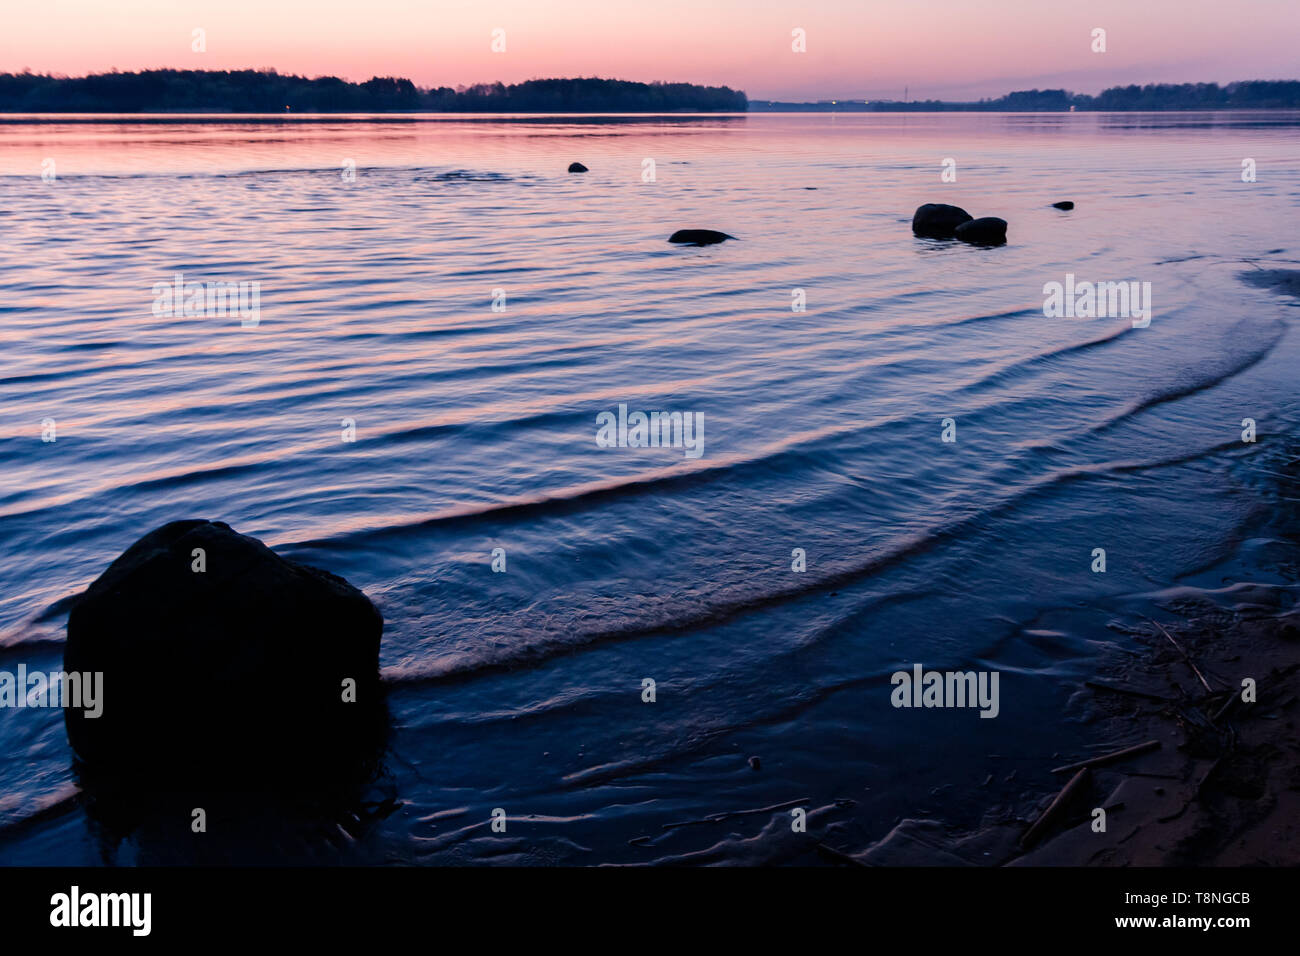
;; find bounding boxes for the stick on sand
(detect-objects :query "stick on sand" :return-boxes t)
[1051,739,1161,775]
[1085,680,1172,703]
[1021,767,1090,849]
[1148,618,1215,694]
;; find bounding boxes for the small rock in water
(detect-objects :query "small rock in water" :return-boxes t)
[668,229,735,246]
[748,756,762,771]
[954,216,1008,246]
[911,203,973,239]
[1052,200,1074,210]
[567,162,588,173]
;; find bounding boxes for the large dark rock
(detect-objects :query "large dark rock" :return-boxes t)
[567,161,588,173]
[911,203,973,238]
[954,216,1008,246]
[65,520,385,789]
[1051,201,1074,210]
[668,229,735,246]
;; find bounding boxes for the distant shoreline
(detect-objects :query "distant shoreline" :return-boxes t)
[2,71,1298,113]
[0,111,747,122]
[1,110,1297,125]
[0,72,746,114]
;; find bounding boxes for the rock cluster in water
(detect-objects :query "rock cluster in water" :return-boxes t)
[912,203,1008,245]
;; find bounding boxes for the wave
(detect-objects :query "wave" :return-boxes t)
[377,437,1257,686]
[1090,320,1285,435]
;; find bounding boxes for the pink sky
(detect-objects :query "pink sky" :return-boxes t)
[3,0,1297,101]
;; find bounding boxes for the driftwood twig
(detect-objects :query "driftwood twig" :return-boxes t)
[1085,680,1173,703]
[1051,739,1161,775]
[1148,618,1215,694]
[1021,767,1091,849]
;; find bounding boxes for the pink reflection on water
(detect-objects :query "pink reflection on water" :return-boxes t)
[0,113,751,177]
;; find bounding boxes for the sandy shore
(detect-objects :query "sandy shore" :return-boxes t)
[844,603,1300,866]
[1017,606,1300,865]
[849,268,1300,868]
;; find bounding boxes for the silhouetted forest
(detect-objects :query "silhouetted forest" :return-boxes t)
[4,71,1295,113]
[756,81,1300,111]
[1085,81,1300,109]
[0,70,748,112]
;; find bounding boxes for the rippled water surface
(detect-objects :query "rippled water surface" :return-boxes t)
[1,112,1298,864]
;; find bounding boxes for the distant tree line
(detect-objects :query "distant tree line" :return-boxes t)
[754,81,1300,111]
[0,69,748,112]
[5,71,1294,113]
[1084,81,1300,110]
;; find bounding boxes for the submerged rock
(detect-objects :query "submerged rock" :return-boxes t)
[954,216,1008,246]
[1240,268,1300,301]
[65,519,385,789]
[1052,201,1074,210]
[911,203,973,239]
[668,229,735,246]
[568,162,588,173]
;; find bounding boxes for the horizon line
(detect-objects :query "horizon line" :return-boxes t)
[7,68,1300,107]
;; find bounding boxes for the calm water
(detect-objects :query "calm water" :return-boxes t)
[1,112,1297,864]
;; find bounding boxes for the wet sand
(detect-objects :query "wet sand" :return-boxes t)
[839,587,1300,866]
[842,269,1300,867]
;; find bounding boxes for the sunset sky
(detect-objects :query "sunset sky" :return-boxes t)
[4,0,1297,101]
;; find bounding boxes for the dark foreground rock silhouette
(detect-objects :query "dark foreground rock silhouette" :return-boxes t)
[65,520,385,790]
[954,216,1008,245]
[911,203,973,238]
[567,161,588,173]
[668,229,735,246]
[1052,201,1075,210]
